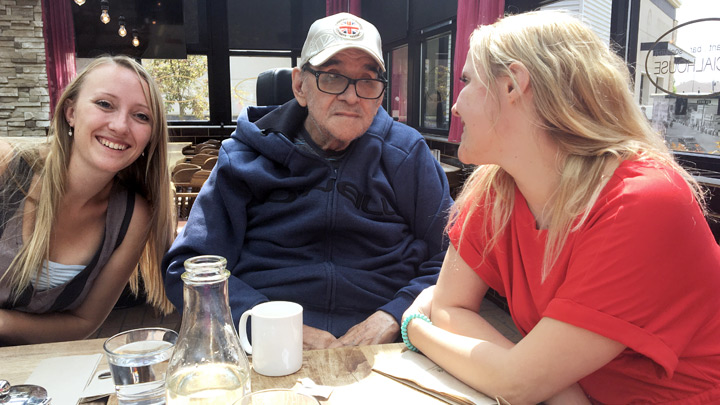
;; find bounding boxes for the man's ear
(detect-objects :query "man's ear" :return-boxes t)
[291,67,307,107]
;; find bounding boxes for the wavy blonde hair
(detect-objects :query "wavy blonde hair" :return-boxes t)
[451,11,703,280]
[2,55,175,313]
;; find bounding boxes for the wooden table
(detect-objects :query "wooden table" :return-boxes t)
[0,339,454,404]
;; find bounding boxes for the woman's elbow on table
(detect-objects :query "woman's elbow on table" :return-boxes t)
[469,358,570,405]
[487,377,564,405]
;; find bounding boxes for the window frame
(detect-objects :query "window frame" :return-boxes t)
[417,28,454,134]
[383,18,456,137]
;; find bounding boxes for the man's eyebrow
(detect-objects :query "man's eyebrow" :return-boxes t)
[364,64,381,75]
[320,59,381,75]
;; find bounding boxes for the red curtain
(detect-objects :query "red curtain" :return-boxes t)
[448,0,504,143]
[41,0,76,118]
[326,0,361,16]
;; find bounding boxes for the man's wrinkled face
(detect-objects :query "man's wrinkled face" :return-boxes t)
[292,49,384,151]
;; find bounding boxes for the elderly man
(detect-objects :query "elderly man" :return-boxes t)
[163,12,452,349]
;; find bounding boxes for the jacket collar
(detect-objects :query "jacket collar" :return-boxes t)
[253,99,307,140]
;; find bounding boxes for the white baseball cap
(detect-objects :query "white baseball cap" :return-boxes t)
[300,13,385,72]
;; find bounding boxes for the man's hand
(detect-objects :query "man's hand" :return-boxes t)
[303,325,339,350]
[330,311,399,348]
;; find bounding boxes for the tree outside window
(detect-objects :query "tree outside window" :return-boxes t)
[144,55,210,121]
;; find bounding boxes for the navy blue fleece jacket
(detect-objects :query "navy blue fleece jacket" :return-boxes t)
[163,100,452,337]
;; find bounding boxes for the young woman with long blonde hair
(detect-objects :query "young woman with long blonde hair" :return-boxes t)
[0,55,175,345]
[402,11,720,404]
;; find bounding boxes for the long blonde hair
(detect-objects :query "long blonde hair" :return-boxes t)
[2,55,175,313]
[451,11,703,280]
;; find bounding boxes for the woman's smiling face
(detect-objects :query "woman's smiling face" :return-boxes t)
[64,63,153,175]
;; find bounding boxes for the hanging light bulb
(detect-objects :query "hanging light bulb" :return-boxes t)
[132,30,140,47]
[74,0,86,5]
[100,0,110,24]
[118,16,127,37]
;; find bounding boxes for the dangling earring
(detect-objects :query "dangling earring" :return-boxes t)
[68,127,73,137]
[141,151,145,157]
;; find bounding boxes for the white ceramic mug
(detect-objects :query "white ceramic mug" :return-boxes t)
[239,301,303,376]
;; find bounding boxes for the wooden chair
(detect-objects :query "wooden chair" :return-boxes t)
[202,139,222,147]
[172,167,200,185]
[196,143,219,153]
[190,170,212,190]
[201,156,217,170]
[188,153,213,166]
[202,148,219,156]
[173,168,210,222]
[182,144,196,156]
[175,190,199,222]
[172,162,200,176]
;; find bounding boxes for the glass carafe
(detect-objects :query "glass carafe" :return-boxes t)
[166,255,251,404]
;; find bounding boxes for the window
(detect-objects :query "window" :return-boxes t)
[420,32,452,131]
[144,55,210,122]
[635,3,720,155]
[388,45,408,123]
[660,98,720,152]
[549,0,719,156]
[229,56,293,118]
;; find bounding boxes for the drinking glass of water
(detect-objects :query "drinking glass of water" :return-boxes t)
[103,327,178,405]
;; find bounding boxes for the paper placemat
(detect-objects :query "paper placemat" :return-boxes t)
[25,354,109,405]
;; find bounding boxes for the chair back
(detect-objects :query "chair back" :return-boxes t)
[172,167,200,185]
[172,162,201,176]
[201,156,218,170]
[196,143,219,153]
[256,68,294,106]
[189,153,214,165]
[182,144,196,156]
[190,169,212,189]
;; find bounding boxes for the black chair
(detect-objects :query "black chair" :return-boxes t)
[256,67,294,106]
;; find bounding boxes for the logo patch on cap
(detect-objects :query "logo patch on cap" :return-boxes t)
[335,17,363,39]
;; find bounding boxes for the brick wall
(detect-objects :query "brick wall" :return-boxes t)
[0,0,50,137]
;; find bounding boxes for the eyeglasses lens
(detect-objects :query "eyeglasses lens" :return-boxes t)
[317,73,384,99]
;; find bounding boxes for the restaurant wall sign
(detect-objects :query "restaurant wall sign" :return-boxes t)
[643,18,720,99]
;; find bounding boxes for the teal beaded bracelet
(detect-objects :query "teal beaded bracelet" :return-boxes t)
[401,313,432,352]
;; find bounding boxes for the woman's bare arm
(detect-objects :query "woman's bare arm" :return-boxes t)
[405,245,622,404]
[0,196,151,345]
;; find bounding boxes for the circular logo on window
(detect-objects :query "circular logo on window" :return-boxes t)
[335,17,363,39]
[643,18,720,98]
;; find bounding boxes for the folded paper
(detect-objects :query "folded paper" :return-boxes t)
[372,350,498,405]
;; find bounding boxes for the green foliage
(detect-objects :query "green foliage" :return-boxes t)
[145,56,209,120]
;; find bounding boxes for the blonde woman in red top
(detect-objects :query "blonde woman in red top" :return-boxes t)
[402,11,720,404]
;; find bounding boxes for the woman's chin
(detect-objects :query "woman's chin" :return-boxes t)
[457,145,474,165]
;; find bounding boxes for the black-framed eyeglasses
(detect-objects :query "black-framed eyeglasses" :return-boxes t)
[303,66,387,100]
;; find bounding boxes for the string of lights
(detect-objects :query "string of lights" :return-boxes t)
[73,0,141,47]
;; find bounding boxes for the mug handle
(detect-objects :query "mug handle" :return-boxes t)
[238,309,253,355]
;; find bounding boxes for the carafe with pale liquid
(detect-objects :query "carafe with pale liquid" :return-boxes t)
[166,256,251,404]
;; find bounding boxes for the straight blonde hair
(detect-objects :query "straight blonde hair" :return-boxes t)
[451,11,703,280]
[2,55,175,313]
